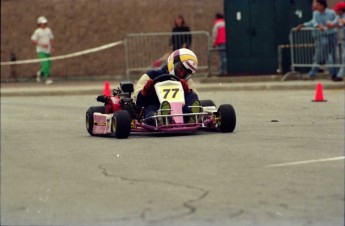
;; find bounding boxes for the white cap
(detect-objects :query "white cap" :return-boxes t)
[37,16,48,24]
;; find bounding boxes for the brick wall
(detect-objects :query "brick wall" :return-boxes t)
[1,0,340,81]
[1,0,223,81]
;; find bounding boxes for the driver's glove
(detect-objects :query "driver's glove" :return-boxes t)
[180,79,190,94]
[141,79,155,96]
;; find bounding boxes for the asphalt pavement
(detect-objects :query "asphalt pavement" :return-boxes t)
[1,74,344,97]
[1,73,344,225]
[2,89,344,225]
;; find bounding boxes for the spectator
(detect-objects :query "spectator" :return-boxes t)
[296,0,337,80]
[296,2,325,72]
[152,15,192,68]
[327,1,345,82]
[212,13,227,75]
[31,16,55,85]
[170,15,192,51]
[296,2,318,31]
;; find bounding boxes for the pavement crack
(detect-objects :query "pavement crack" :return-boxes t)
[140,207,152,221]
[98,164,209,223]
[183,189,209,214]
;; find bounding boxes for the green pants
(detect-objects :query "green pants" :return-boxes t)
[38,52,51,79]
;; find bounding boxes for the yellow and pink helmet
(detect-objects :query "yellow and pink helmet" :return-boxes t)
[167,48,198,80]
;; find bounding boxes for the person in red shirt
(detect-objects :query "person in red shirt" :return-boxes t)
[212,13,227,75]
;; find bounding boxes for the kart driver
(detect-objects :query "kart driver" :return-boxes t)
[133,48,199,125]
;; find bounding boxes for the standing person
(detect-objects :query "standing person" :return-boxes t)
[296,2,318,31]
[327,1,345,82]
[152,15,192,68]
[296,0,337,80]
[170,15,192,51]
[212,13,227,75]
[296,2,322,69]
[31,16,55,85]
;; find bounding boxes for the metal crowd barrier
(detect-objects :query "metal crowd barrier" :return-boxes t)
[124,31,210,79]
[207,47,226,76]
[283,27,343,81]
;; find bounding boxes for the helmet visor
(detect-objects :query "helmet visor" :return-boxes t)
[174,61,192,79]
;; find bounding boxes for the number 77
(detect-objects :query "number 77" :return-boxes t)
[163,88,179,99]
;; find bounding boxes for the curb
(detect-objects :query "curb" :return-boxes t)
[1,80,344,97]
[197,81,344,92]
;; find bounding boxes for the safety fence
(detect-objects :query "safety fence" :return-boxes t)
[124,31,212,79]
[1,32,223,81]
[1,41,125,82]
[0,41,124,66]
[207,47,226,76]
[283,27,344,80]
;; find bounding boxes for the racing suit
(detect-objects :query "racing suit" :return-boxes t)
[133,65,199,122]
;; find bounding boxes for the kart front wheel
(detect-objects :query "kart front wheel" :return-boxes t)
[217,104,236,133]
[111,110,131,139]
[86,106,105,136]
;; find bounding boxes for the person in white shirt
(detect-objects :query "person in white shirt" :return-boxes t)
[31,16,55,84]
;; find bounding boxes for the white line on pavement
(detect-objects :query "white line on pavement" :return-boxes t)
[265,156,345,168]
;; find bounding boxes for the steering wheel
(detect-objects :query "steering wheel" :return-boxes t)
[153,74,180,83]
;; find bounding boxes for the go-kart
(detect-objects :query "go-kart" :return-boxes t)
[85,74,236,139]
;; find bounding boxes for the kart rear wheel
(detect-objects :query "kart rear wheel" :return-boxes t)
[86,106,105,136]
[112,110,131,139]
[200,100,216,107]
[217,104,236,133]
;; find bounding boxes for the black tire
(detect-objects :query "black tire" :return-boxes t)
[86,106,105,136]
[200,99,216,107]
[217,104,236,133]
[111,110,131,139]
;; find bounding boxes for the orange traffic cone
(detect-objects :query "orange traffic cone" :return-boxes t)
[103,81,111,96]
[312,82,327,102]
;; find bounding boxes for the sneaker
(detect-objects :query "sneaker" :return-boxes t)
[36,71,42,82]
[159,101,171,124]
[184,100,202,123]
[190,100,202,113]
[45,79,53,85]
[160,101,171,116]
[332,77,343,82]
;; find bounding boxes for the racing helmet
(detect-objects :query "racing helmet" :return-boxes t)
[167,48,198,81]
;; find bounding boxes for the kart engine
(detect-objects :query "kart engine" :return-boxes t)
[96,81,137,119]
